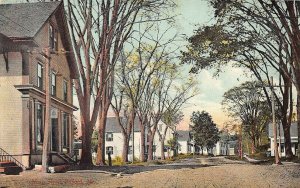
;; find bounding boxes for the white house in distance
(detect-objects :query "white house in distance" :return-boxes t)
[176,130,237,156]
[177,130,192,154]
[104,117,174,161]
[268,122,298,157]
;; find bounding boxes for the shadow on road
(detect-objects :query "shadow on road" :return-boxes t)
[68,163,213,175]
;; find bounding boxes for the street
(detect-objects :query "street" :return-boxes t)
[1,157,299,188]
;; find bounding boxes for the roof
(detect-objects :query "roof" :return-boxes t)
[106,117,141,133]
[0,1,61,38]
[268,122,298,138]
[177,130,190,141]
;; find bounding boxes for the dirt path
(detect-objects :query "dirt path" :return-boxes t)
[1,157,299,188]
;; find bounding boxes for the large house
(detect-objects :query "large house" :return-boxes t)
[0,1,77,168]
[269,122,298,157]
[102,117,174,161]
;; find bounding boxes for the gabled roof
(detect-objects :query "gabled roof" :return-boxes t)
[268,122,298,138]
[106,117,141,133]
[177,130,190,141]
[0,1,61,38]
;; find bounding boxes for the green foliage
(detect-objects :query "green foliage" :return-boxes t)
[222,81,271,150]
[190,111,220,150]
[166,137,178,150]
[112,156,125,166]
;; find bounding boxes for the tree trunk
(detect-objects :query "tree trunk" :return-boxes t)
[80,120,93,165]
[147,136,154,161]
[122,135,129,163]
[160,137,165,160]
[96,109,108,166]
[251,138,255,154]
[139,123,146,162]
[297,93,300,158]
[282,117,293,159]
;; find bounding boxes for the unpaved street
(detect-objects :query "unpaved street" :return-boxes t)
[1,157,299,188]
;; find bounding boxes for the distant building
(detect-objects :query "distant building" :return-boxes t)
[213,132,238,156]
[0,1,77,168]
[177,130,192,154]
[268,122,298,157]
[102,117,174,161]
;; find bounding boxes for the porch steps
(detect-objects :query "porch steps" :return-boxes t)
[0,161,23,175]
[51,152,77,165]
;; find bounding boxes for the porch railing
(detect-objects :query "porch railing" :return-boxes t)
[0,147,27,170]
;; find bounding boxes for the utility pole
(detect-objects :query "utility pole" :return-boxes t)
[278,120,282,158]
[42,48,51,172]
[132,118,134,164]
[271,76,281,165]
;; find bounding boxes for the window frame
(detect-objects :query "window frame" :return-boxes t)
[106,132,113,142]
[51,71,56,96]
[63,79,68,102]
[106,146,113,155]
[62,113,69,149]
[37,63,43,90]
[49,24,58,51]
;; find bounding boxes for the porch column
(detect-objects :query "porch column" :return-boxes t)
[21,94,30,167]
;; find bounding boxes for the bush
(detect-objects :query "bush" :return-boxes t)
[112,156,124,166]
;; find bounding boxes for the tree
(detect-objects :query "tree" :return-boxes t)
[158,111,183,160]
[111,19,178,162]
[66,0,177,165]
[190,111,219,155]
[222,81,271,154]
[181,0,295,159]
[208,0,300,158]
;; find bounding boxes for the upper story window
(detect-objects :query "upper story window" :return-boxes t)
[37,63,43,90]
[49,24,58,51]
[51,72,56,96]
[106,133,113,142]
[63,79,68,102]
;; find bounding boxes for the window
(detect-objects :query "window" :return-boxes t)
[128,146,133,154]
[62,113,69,148]
[49,24,58,51]
[106,146,113,155]
[37,63,43,89]
[51,72,56,96]
[63,80,68,102]
[153,145,156,152]
[280,144,284,153]
[36,103,44,145]
[106,133,113,142]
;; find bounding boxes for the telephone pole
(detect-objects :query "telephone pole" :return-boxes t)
[42,48,51,172]
[271,76,281,165]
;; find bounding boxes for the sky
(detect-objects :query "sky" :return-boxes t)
[173,0,250,130]
[0,0,252,130]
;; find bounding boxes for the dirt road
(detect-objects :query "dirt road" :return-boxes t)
[1,157,299,188]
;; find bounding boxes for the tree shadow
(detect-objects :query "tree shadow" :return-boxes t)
[68,163,214,175]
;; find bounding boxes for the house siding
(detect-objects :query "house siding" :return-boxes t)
[0,4,75,168]
[0,52,23,155]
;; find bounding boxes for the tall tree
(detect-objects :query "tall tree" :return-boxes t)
[222,81,271,154]
[190,111,219,155]
[66,0,176,165]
